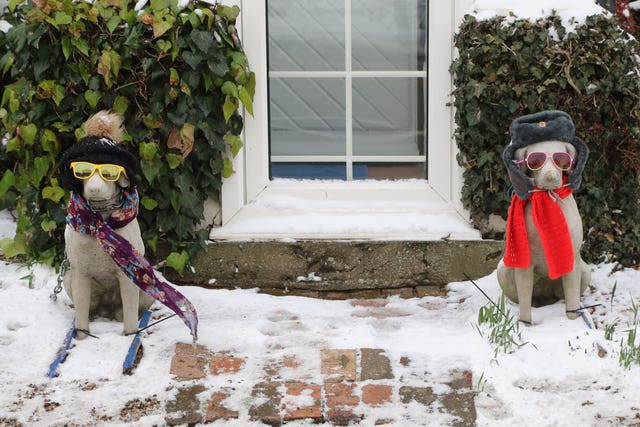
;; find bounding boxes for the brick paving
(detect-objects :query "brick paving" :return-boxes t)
[283,382,322,423]
[321,349,357,382]
[164,343,477,425]
[168,342,211,380]
[203,390,238,423]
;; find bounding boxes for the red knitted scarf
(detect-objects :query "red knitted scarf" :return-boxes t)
[504,181,574,280]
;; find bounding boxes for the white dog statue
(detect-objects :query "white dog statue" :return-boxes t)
[59,111,153,339]
[497,111,590,324]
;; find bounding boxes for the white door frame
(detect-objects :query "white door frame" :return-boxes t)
[220,0,473,226]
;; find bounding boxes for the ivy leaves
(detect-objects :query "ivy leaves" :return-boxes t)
[452,14,640,266]
[0,0,255,272]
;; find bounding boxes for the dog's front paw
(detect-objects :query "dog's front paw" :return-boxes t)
[519,318,532,327]
[75,329,90,340]
[566,311,580,320]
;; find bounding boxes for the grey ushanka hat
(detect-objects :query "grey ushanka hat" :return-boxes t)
[503,110,589,199]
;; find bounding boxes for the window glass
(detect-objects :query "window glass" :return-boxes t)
[271,162,352,180]
[352,0,427,71]
[268,0,344,71]
[267,0,427,180]
[352,77,426,156]
[269,78,346,156]
[353,162,426,180]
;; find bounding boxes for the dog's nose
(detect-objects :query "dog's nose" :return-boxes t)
[86,186,102,196]
[542,170,561,186]
[83,174,115,200]
[85,179,103,195]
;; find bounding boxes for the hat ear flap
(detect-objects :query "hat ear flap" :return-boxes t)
[503,143,534,199]
[567,136,589,191]
[58,151,82,194]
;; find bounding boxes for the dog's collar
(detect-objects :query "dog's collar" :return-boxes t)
[528,182,571,201]
[68,188,138,230]
[87,193,124,215]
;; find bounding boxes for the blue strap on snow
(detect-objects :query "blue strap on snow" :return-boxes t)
[47,317,77,378]
[123,310,152,374]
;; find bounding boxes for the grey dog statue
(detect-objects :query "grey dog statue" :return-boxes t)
[497,110,591,324]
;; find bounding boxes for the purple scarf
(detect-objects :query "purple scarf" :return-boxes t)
[66,188,198,341]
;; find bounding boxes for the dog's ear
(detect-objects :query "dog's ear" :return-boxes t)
[117,174,130,188]
[503,142,535,200]
[514,147,529,174]
[564,142,577,169]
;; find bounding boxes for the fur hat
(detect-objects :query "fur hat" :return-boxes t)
[59,111,139,194]
[503,110,589,199]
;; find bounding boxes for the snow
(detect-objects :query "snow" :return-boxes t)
[1,0,639,423]
[134,0,215,10]
[470,0,608,29]
[210,179,482,241]
[1,211,640,426]
[0,209,16,240]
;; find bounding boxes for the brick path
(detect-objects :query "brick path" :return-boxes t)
[165,343,477,425]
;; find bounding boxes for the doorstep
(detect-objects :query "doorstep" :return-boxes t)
[210,180,483,241]
[165,181,503,297]
[167,240,504,299]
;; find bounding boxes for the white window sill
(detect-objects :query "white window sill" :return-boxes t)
[210,179,481,241]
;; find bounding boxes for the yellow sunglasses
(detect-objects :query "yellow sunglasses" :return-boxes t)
[70,161,128,182]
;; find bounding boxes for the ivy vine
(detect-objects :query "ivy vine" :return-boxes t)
[451,14,640,267]
[0,0,254,274]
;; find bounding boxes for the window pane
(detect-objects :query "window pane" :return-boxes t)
[267,0,345,71]
[352,78,426,156]
[352,0,427,71]
[353,162,426,180]
[270,78,346,156]
[271,162,352,180]
[267,1,429,181]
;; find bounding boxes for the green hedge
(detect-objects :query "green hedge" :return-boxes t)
[451,14,640,266]
[0,0,254,273]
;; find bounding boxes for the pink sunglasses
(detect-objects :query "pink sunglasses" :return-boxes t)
[513,151,574,171]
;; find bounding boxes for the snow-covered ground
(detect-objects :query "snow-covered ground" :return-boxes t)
[1,210,640,426]
[4,1,638,424]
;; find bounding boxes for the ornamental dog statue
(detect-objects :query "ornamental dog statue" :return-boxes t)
[59,111,198,340]
[497,110,591,324]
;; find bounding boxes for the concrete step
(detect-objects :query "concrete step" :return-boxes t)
[167,239,504,299]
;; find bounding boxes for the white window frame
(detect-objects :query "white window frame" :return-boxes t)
[218,0,473,232]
